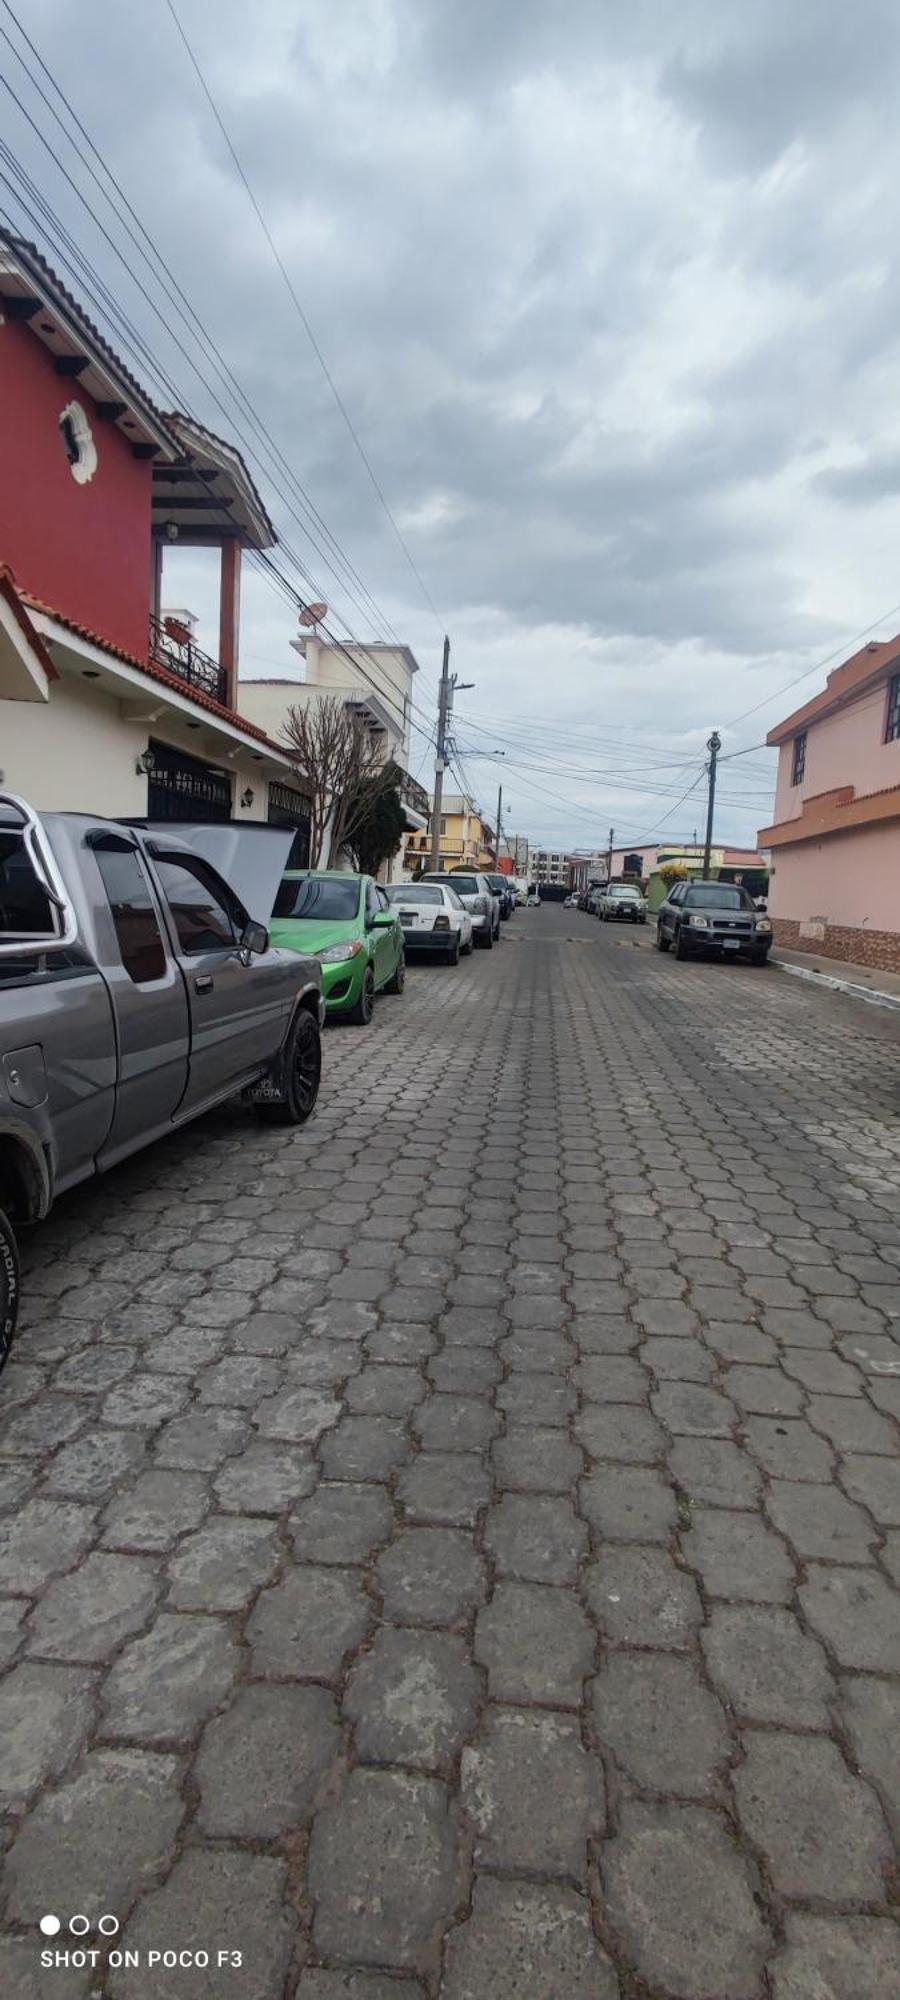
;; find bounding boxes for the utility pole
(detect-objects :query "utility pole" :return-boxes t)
[702,730,721,879]
[429,639,472,871]
[429,636,451,872]
[494,784,503,864]
[606,825,614,883]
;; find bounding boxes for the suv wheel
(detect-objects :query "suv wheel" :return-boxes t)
[674,926,691,960]
[656,925,670,952]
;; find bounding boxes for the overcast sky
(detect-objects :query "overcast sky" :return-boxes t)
[9,0,900,849]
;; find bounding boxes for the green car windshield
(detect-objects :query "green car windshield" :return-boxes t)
[273,876,361,921]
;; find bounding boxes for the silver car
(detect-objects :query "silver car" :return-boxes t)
[418,872,500,949]
[597,883,647,924]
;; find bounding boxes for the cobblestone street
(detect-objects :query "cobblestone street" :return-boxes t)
[1,902,899,1999]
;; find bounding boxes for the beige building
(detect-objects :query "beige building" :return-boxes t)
[239,637,429,875]
[404,792,495,874]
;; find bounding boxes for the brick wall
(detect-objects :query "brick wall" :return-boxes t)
[773,917,900,973]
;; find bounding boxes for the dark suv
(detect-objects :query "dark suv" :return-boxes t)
[656,881,773,964]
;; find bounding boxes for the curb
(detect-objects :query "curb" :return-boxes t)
[773,958,900,1013]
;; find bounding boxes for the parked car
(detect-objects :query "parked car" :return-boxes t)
[269,870,404,1024]
[420,871,500,947]
[563,894,577,908]
[656,881,773,963]
[586,884,608,914]
[385,880,473,961]
[481,871,516,919]
[597,883,647,924]
[0,795,325,1369]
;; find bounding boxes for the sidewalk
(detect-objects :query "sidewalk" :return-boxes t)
[772,944,900,1010]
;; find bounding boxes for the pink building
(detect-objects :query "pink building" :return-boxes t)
[759,636,900,972]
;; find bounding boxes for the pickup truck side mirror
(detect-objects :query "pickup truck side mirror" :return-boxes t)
[240,918,269,956]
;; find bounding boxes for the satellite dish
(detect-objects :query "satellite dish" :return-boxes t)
[299,602,328,628]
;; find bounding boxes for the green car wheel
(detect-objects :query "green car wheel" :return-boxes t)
[384,954,405,995]
[348,967,376,1025]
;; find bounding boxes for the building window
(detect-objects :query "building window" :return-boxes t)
[58,400,98,486]
[886,673,900,743]
[791,732,807,785]
[94,843,167,984]
[440,818,447,835]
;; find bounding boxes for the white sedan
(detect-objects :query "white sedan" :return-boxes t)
[385,881,474,964]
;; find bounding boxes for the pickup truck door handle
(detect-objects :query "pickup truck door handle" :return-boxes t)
[193,974,214,995]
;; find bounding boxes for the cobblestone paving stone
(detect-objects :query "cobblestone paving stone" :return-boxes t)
[0,906,899,1996]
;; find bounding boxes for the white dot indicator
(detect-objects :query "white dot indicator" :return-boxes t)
[40,1916,61,1937]
[70,1915,90,1936]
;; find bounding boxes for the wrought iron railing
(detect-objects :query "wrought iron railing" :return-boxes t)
[149,614,228,705]
[396,767,430,818]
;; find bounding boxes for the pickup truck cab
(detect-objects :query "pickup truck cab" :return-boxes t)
[0,795,325,1368]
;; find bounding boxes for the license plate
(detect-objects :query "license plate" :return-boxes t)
[722,940,740,950]
[399,914,415,927]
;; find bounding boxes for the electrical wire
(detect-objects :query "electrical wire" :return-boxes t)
[162,0,446,637]
[0,1,406,656]
[0,18,444,730]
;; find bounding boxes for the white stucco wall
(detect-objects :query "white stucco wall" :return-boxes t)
[0,675,280,822]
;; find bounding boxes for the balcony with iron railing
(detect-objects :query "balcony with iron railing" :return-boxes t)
[149,613,229,707]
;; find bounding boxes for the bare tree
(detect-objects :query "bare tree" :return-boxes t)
[280,696,399,867]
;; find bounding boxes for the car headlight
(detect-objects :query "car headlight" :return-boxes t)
[756,918,772,933]
[317,940,366,963]
[689,914,710,928]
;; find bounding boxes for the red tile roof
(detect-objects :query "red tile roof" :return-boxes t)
[20,590,290,758]
[0,565,58,682]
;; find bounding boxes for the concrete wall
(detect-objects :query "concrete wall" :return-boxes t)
[773,680,900,825]
[297,640,414,760]
[0,674,276,824]
[769,820,900,970]
[240,678,405,767]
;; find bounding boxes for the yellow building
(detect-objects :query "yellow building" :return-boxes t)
[404,791,496,874]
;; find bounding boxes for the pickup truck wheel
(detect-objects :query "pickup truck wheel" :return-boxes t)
[263,1011,321,1125]
[0,1207,19,1373]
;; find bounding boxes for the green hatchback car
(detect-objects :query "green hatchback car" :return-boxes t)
[269,870,405,1025]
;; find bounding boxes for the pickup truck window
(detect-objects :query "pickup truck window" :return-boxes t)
[0,830,55,939]
[94,847,167,985]
[154,855,243,956]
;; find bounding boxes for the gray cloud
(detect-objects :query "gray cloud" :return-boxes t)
[7,0,900,844]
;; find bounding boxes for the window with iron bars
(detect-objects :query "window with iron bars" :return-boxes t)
[791,731,807,785]
[885,673,900,744]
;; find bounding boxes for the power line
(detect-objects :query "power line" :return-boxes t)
[0,12,445,736]
[0,174,437,743]
[722,598,900,730]
[0,3,404,658]
[163,0,446,637]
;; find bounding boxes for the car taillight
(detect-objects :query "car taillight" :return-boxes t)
[434,914,450,930]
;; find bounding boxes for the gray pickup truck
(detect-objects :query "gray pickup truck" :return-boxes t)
[0,796,325,1369]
